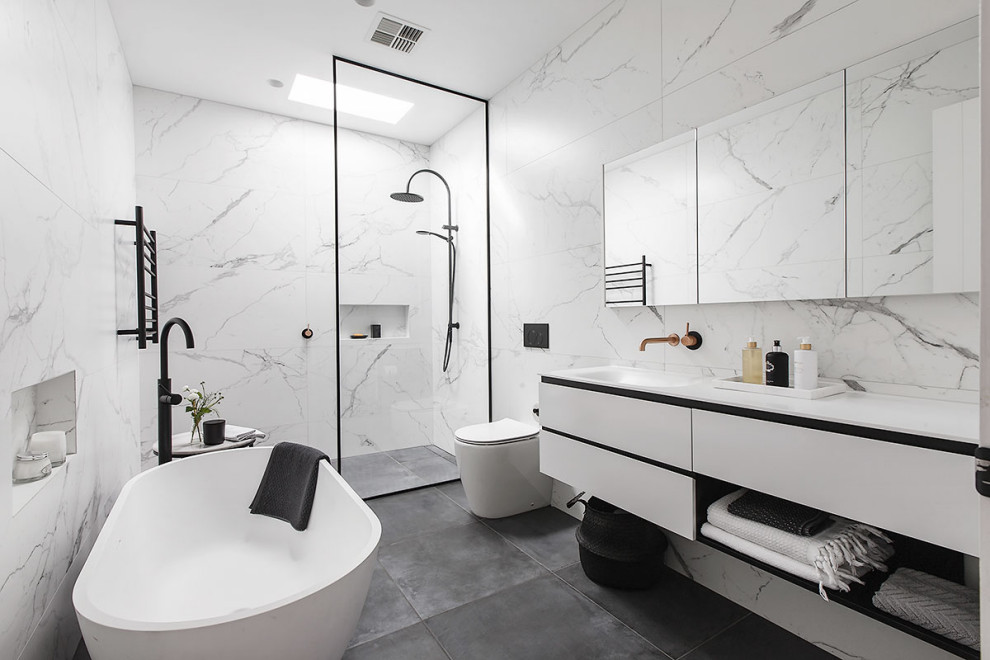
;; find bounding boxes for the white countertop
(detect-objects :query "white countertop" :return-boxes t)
[544,368,978,445]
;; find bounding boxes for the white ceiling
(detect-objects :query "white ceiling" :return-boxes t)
[108,0,612,143]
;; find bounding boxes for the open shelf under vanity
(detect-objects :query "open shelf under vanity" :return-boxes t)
[692,475,978,660]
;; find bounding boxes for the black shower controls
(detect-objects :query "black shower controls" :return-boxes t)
[523,323,549,349]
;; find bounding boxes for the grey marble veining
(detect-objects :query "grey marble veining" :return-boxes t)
[0,2,139,658]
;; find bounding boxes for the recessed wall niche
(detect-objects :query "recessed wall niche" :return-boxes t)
[9,371,77,513]
[339,304,409,340]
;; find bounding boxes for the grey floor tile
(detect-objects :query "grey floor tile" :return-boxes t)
[338,453,427,498]
[388,446,440,463]
[426,445,457,462]
[389,446,460,483]
[73,641,91,660]
[348,563,422,648]
[343,623,448,660]
[378,521,548,619]
[369,487,475,545]
[557,564,748,659]
[427,574,666,660]
[682,613,835,660]
[436,480,472,513]
[484,506,580,570]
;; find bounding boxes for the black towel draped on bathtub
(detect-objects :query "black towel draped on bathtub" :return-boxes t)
[249,442,329,531]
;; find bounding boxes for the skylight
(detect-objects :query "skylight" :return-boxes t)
[288,74,413,124]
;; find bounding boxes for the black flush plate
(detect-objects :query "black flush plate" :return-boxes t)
[523,323,549,349]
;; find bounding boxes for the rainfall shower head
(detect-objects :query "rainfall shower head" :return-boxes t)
[390,191,424,203]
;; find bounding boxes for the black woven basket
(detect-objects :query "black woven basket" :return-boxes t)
[571,496,668,590]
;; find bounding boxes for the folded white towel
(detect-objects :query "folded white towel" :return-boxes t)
[224,425,265,441]
[701,523,871,596]
[708,489,892,599]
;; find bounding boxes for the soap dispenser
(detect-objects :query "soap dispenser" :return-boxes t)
[765,340,789,387]
[794,337,818,390]
[742,337,762,384]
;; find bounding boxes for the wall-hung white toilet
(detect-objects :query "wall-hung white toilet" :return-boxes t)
[453,418,552,519]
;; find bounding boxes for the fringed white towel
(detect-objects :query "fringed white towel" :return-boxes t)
[873,568,980,650]
[708,489,893,598]
[700,523,871,596]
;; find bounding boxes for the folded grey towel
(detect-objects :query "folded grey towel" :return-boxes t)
[249,442,328,531]
[728,489,832,537]
[872,568,980,650]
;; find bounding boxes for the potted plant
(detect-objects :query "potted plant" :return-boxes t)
[182,382,224,445]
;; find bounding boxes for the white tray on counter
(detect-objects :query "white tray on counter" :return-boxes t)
[713,376,847,400]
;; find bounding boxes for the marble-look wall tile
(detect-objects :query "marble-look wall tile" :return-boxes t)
[661,0,856,94]
[134,87,310,193]
[135,89,342,465]
[429,107,490,445]
[335,125,435,458]
[137,175,308,271]
[0,5,138,649]
[139,347,313,469]
[662,0,978,137]
[502,0,662,173]
[491,100,662,268]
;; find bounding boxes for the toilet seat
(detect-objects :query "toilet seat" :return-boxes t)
[454,418,539,446]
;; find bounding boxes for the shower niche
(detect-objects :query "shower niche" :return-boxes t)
[333,58,489,491]
[339,304,410,340]
[8,371,77,513]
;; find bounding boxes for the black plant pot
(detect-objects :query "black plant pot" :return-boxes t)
[202,419,226,446]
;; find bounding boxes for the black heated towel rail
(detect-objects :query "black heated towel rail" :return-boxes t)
[605,255,650,306]
[115,206,159,349]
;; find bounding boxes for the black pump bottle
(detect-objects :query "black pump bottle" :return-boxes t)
[765,340,789,387]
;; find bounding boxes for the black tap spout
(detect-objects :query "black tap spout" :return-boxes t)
[158,317,195,465]
[160,317,195,380]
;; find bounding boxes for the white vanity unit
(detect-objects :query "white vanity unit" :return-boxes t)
[539,366,979,658]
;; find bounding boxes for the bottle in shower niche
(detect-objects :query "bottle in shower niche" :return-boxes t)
[794,337,818,390]
[765,340,789,387]
[742,337,762,384]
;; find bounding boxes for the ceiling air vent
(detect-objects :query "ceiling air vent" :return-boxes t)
[367,13,427,54]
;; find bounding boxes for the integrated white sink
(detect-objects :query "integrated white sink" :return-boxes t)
[547,366,701,391]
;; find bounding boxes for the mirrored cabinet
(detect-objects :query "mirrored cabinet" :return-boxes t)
[697,74,845,304]
[603,131,697,306]
[602,22,979,307]
[846,28,979,297]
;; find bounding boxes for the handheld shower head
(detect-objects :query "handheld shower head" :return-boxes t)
[390,191,424,203]
[415,229,452,243]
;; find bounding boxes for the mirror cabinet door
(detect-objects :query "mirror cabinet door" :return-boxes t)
[600,23,979,308]
[603,131,698,306]
[696,73,846,304]
[845,27,979,297]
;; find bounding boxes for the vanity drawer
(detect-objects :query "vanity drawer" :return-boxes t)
[539,383,692,470]
[540,430,696,540]
[692,410,978,555]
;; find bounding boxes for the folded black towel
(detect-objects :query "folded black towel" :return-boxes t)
[727,490,832,537]
[249,442,329,531]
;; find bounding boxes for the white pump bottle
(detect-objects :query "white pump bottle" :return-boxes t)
[794,336,818,390]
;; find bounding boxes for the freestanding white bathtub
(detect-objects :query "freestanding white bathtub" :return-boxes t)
[73,447,381,660]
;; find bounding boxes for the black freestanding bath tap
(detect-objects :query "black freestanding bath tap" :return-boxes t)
[158,317,195,465]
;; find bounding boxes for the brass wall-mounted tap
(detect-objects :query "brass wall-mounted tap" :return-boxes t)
[639,333,680,351]
[639,323,703,351]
